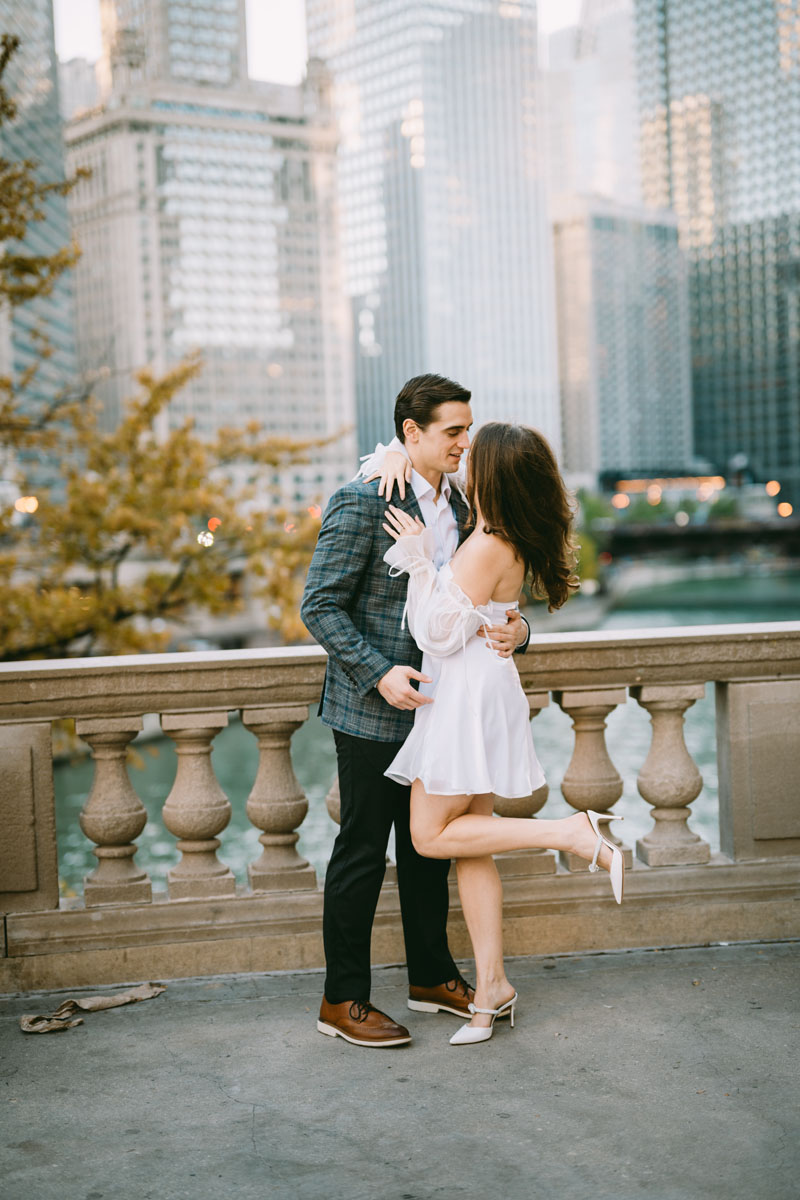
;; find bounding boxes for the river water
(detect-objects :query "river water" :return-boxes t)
[53,574,800,896]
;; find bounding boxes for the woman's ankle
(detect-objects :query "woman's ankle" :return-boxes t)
[474,977,514,1006]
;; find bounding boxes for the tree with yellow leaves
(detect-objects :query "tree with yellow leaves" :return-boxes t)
[0,35,332,660]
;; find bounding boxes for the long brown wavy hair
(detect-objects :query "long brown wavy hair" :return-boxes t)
[465,423,580,612]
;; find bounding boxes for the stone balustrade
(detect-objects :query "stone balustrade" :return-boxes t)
[1,623,799,992]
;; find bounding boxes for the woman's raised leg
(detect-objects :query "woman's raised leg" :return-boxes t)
[410,780,616,872]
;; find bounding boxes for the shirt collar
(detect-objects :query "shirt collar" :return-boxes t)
[410,468,451,504]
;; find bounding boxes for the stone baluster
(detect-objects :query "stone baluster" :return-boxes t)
[493,691,556,877]
[631,685,709,865]
[161,712,235,899]
[325,770,397,884]
[242,707,317,890]
[553,688,632,871]
[75,717,152,907]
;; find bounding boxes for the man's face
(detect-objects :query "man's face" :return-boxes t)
[404,401,473,476]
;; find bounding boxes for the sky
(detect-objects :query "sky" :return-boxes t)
[52,0,582,82]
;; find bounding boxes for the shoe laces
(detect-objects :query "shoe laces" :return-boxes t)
[446,974,473,999]
[348,1000,377,1024]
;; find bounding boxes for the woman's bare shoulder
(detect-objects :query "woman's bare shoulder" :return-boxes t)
[450,529,520,605]
[466,528,518,567]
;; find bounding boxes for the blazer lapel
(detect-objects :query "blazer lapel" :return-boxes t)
[395,490,424,522]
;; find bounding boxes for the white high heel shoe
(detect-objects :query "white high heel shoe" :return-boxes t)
[449,993,518,1045]
[586,810,625,904]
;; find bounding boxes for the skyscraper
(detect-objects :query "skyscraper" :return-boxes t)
[553,196,692,481]
[546,0,641,211]
[65,1,353,504]
[97,0,249,93]
[0,1,77,423]
[636,0,800,505]
[544,0,693,483]
[305,0,560,456]
[58,57,100,121]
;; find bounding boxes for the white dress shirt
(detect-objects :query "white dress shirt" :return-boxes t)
[410,468,459,570]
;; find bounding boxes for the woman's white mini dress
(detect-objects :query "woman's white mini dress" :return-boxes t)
[383,531,545,799]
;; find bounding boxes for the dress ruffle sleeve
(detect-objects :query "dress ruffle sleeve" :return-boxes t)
[354,435,408,480]
[355,436,468,498]
[383,533,488,657]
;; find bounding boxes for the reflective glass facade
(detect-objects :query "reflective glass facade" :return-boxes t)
[306,0,560,456]
[636,0,800,503]
[67,5,353,504]
[554,198,692,479]
[0,1,77,417]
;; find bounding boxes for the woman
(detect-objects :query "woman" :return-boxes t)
[375,422,625,1046]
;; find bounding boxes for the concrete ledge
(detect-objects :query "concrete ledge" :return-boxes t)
[3,855,798,993]
[1,622,798,723]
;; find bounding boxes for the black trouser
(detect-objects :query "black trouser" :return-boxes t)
[323,730,458,1004]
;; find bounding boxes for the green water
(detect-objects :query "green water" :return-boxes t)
[54,575,798,895]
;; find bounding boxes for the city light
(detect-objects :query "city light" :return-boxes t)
[207,517,221,531]
[674,511,690,527]
[14,495,39,514]
[766,480,781,497]
[197,531,214,547]
[616,476,725,494]
[611,493,630,509]
[778,502,793,518]
[646,484,662,505]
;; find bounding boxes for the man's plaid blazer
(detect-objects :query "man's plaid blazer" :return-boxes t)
[300,478,472,742]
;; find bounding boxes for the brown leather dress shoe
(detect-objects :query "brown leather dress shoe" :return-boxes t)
[407,975,475,1018]
[317,998,412,1047]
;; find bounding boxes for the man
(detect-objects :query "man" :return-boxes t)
[300,374,529,1047]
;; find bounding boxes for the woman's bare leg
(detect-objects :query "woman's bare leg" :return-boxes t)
[454,793,515,1029]
[409,780,615,870]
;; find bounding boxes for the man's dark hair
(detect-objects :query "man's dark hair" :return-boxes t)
[394,373,471,442]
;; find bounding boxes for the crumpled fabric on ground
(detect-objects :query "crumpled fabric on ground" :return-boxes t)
[19,981,167,1033]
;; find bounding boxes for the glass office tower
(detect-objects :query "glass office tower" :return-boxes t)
[636,0,800,504]
[554,196,692,481]
[306,0,560,456]
[0,0,77,417]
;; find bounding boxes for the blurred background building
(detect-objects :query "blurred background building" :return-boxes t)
[546,0,641,210]
[9,0,799,511]
[63,0,354,505]
[58,55,99,119]
[0,0,77,447]
[544,0,695,484]
[305,0,560,458]
[553,195,692,485]
[636,0,800,506]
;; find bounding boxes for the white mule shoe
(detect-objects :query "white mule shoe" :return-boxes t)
[449,993,517,1045]
[586,810,625,904]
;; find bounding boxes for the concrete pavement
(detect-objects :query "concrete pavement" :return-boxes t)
[1,941,798,1200]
